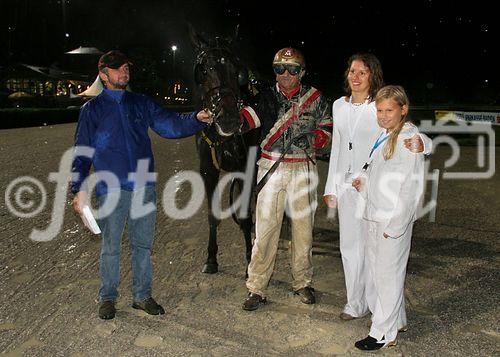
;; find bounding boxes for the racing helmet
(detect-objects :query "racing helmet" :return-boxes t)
[272,47,305,68]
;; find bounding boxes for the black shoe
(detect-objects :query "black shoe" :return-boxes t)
[340,312,356,321]
[98,300,116,320]
[242,293,267,311]
[354,335,397,351]
[132,297,165,315]
[294,287,316,304]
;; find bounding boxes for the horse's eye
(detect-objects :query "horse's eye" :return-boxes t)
[220,58,225,64]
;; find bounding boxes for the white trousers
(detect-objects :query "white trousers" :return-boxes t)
[365,220,412,342]
[246,161,317,296]
[337,187,369,317]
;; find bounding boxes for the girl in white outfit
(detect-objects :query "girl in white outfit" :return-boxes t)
[323,54,430,320]
[352,85,424,351]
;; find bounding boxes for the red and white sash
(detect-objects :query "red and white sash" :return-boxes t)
[260,87,321,150]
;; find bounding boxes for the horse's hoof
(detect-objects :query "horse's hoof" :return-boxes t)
[202,263,218,274]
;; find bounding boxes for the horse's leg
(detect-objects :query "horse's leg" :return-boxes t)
[202,208,220,274]
[233,177,254,278]
[239,177,253,278]
[240,216,253,279]
[201,162,221,274]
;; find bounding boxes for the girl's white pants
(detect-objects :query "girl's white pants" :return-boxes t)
[365,220,412,342]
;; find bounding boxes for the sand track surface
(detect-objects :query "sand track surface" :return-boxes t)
[0,123,498,356]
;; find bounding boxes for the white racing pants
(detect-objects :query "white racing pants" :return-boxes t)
[246,160,317,296]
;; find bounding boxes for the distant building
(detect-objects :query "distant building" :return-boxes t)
[0,46,104,107]
[164,80,191,105]
[1,63,91,107]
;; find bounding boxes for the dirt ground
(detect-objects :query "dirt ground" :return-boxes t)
[0,123,499,356]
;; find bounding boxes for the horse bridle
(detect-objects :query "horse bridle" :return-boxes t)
[195,47,244,125]
[204,86,242,123]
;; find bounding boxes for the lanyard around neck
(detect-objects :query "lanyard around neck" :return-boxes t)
[347,96,368,150]
[361,131,389,171]
[369,131,389,158]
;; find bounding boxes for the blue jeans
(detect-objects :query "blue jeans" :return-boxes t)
[96,186,156,302]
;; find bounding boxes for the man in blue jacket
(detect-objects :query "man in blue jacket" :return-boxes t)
[71,50,211,320]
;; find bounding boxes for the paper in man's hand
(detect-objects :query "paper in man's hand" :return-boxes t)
[80,205,101,234]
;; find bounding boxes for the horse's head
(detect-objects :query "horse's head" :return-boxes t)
[190,25,248,137]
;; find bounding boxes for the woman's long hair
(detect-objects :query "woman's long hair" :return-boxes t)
[375,85,410,160]
[344,53,384,101]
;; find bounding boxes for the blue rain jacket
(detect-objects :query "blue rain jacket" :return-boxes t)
[71,89,205,196]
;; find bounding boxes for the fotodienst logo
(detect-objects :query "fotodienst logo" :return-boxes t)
[3,119,496,241]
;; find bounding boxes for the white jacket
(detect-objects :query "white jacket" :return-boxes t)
[324,96,432,198]
[361,123,425,238]
[324,97,379,197]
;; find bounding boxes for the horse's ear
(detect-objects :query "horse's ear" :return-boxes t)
[188,22,207,50]
[227,24,239,46]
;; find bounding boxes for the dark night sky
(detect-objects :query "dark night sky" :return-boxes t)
[0,0,497,104]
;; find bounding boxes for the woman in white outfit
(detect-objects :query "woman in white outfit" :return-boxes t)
[323,54,430,320]
[351,85,424,351]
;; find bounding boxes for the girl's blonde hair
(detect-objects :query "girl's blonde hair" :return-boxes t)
[375,85,410,160]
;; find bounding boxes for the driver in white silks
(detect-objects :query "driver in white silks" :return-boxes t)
[351,85,424,351]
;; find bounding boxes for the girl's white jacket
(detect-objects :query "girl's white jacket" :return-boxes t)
[360,123,425,238]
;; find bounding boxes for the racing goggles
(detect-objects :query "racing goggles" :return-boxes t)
[273,63,302,76]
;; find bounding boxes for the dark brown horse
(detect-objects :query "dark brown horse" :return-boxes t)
[189,25,260,275]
